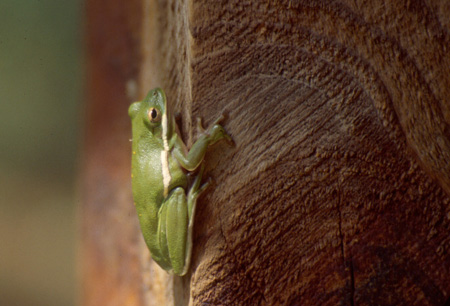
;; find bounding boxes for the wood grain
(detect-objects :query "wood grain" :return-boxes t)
[184,0,450,305]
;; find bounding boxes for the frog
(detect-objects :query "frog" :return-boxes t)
[128,88,232,276]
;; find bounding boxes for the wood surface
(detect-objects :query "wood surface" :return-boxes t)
[82,0,450,305]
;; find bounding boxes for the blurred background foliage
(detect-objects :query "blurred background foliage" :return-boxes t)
[0,0,82,305]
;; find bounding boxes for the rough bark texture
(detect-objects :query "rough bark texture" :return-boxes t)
[184,0,450,305]
[83,0,450,305]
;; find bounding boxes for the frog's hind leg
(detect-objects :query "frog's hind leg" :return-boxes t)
[182,164,210,275]
[187,164,210,219]
[158,187,189,275]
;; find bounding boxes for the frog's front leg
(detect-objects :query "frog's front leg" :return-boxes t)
[172,116,232,171]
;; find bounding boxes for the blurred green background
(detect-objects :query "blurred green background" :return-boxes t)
[0,0,82,305]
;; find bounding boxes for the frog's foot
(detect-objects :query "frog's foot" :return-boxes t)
[197,112,228,130]
[197,116,233,145]
[208,124,233,145]
[212,113,233,144]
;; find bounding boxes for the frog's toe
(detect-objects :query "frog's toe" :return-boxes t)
[223,130,234,144]
[196,117,206,133]
[213,113,227,126]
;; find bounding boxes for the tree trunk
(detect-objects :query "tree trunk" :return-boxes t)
[82,0,450,305]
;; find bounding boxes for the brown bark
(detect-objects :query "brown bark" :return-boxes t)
[82,0,450,305]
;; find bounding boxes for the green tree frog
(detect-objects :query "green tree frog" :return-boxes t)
[128,88,231,276]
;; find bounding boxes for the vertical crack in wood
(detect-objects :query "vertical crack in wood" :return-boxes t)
[337,184,355,305]
[337,185,345,263]
[350,258,355,306]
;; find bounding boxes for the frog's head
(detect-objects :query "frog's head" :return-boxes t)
[129,88,172,138]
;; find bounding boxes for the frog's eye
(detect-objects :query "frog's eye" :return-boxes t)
[148,107,162,123]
